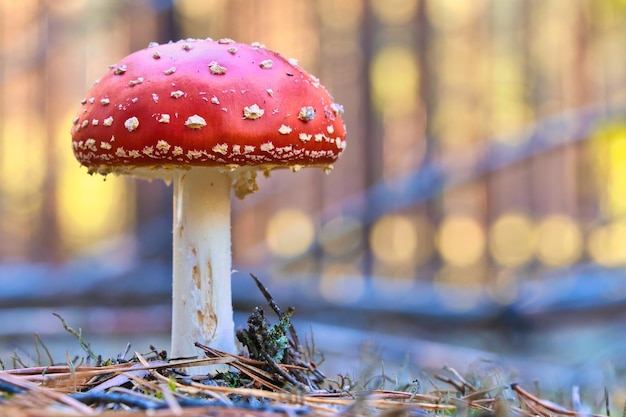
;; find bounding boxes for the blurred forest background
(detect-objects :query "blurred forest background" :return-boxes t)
[3,0,626,390]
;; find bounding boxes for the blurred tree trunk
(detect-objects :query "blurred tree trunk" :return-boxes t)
[361,0,379,278]
[38,2,61,262]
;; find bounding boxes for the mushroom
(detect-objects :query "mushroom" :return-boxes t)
[70,38,347,371]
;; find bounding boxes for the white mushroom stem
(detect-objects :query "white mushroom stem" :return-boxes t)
[171,168,236,370]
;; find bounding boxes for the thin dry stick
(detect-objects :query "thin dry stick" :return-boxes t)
[197,344,312,372]
[5,356,233,393]
[132,351,233,408]
[463,385,506,402]
[184,380,318,409]
[304,394,457,411]
[512,383,607,417]
[250,273,300,347]
[132,351,233,406]
[229,361,285,392]
[178,381,303,409]
[0,371,95,415]
[7,365,108,375]
[444,365,476,392]
[518,394,553,417]
[433,373,466,393]
[359,389,441,403]
[194,344,287,391]
[258,348,307,391]
[33,333,54,367]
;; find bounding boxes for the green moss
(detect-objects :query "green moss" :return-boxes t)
[237,306,293,364]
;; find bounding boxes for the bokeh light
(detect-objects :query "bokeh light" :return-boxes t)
[437,215,485,267]
[370,214,418,265]
[56,175,132,254]
[431,99,483,149]
[588,220,626,266]
[490,60,534,139]
[488,213,535,267]
[0,116,46,257]
[370,46,420,118]
[535,215,583,267]
[55,117,133,254]
[0,117,46,199]
[266,209,315,258]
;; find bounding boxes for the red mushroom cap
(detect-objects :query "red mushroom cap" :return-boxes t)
[71,38,346,176]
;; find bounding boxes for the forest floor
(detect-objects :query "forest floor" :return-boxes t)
[0,276,617,417]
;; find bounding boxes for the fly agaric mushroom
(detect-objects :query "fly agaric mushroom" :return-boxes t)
[70,38,346,369]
